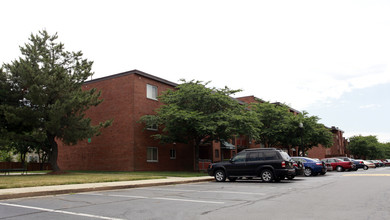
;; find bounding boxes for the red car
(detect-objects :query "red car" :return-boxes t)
[380,159,390,166]
[321,158,356,172]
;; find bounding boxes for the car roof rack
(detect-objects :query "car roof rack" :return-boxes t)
[242,148,277,152]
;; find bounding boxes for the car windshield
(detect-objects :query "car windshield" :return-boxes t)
[279,151,291,161]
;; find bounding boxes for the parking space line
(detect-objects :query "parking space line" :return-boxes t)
[84,193,225,204]
[152,197,224,204]
[343,174,390,176]
[142,188,266,195]
[0,202,124,220]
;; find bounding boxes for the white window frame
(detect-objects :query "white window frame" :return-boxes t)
[147,147,158,162]
[170,149,176,159]
[147,123,158,131]
[146,84,158,100]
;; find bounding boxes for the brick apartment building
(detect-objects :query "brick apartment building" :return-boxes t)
[57,70,348,171]
[307,126,348,159]
[57,70,194,171]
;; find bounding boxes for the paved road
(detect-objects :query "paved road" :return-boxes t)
[1,167,390,220]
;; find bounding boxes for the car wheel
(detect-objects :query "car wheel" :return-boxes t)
[261,169,274,183]
[336,166,344,172]
[363,165,368,170]
[320,171,326,175]
[214,170,226,182]
[304,168,312,176]
[228,177,237,182]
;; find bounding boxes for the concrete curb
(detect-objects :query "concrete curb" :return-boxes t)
[0,176,214,200]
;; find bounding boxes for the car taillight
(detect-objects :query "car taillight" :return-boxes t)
[282,161,286,168]
[360,161,363,164]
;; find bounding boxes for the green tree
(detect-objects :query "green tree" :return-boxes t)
[249,102,291,148]
[0,30,111,171]
[250,102,333,155]
[381,142,390,158]
[140,80,260,170]
[348,135,380,159]
[293,112,333,155]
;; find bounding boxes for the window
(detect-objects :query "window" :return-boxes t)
[215,149,219,158]
[147,84,158,100]
[261,151,279,160]
[232,153,246,162]
[147,123,158,131]
[147,147,158,162]
[170,149,176,159]
[247,152,260,161]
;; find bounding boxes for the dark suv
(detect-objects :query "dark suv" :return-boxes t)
[207,148,295,183]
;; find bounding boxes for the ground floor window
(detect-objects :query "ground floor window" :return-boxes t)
[147,147,158,162]
[215,149,219,158]
[170,149,176,159]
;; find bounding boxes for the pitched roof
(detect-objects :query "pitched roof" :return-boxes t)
[84,69,178,87]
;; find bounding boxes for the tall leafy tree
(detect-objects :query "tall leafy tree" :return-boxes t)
[249,102,291,148]
[347,135,380,159]
[1,30,111,171]
[140,80,260,170]
[293,112,333,155]
[381,142,390,158]
[250,102,333,155]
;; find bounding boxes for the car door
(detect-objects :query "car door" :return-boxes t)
[245,152,261,176]
[225,152,247,176]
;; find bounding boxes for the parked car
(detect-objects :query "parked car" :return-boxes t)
[355,160,376,169]
[336,157,363,170]
[291,160,304,178]
[292,157,326,176]
[383,159,390,166]
[321,158,355,172]
[367,160,380,167]
[207,148,295,183]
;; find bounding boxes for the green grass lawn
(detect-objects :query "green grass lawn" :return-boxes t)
[0,171,207,189]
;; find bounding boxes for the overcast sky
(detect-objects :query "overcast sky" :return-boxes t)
[1,0,390,142]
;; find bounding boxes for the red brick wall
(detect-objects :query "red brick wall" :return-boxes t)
[307,129,348,159]
[58,72,194,171]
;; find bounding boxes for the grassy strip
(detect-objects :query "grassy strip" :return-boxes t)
[0,171,207,189]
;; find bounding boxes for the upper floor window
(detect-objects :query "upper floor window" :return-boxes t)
[147,84,158,100]
[147,123,158,131]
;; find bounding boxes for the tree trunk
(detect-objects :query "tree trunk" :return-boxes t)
[48,133,60,172]
[194,140,200,171]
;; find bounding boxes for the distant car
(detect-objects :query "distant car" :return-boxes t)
[383,159,390,166]
[376,160,385,167]
[291,160,304,178]
[321,158,355,172]
[336,157,363,171]
[355,160,375,170]
[292,157,327,176]
[372,160,384,167]
[367,160,380,167]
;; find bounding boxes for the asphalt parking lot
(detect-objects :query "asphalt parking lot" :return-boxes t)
[1,167,390,220]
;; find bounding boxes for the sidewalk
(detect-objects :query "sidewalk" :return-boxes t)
[0,176,214,200]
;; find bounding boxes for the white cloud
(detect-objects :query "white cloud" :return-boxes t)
[359,104,382,109]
